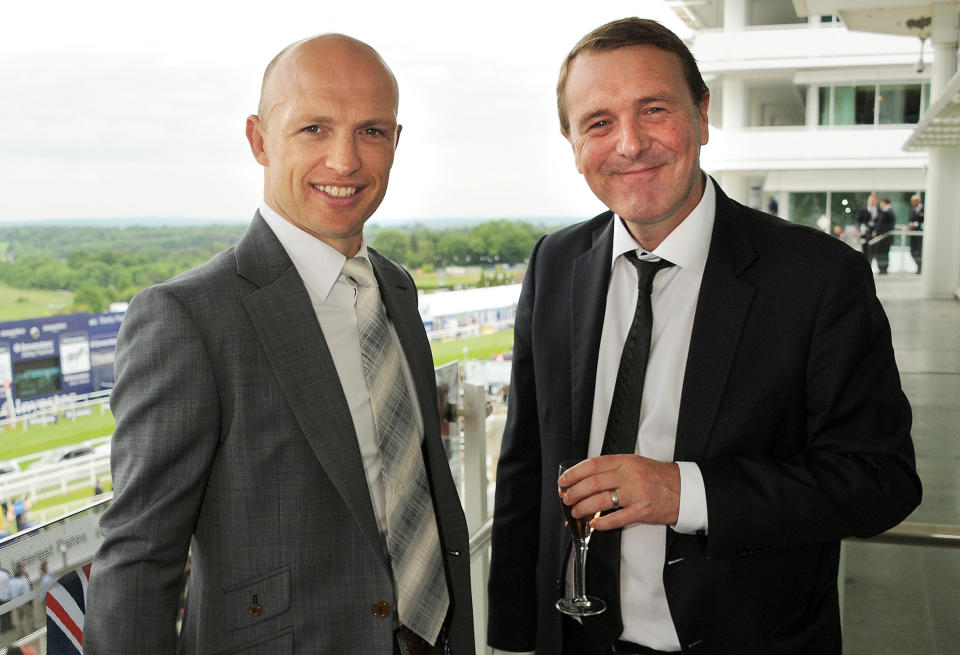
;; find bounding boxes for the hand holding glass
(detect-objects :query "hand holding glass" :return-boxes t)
[555,459,606,616]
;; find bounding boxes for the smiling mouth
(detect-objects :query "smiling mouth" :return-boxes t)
[613,163,665,175]
[311,184,359,197]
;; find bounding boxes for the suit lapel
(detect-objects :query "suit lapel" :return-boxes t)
[674,188,757,462]
[570,214,615,457]
[236,214,387,566]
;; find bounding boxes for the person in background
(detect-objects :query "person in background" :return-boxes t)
[488,17,919,655]
[0,563,12,633]
[85,33,473,654]
[873,198,897,275]
[8,562,32,638]
[855,192,880,262]
[908,193,924,274]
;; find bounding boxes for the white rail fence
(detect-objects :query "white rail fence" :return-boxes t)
[0,448,112,523]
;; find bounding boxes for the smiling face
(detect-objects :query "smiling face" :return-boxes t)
[563,45,709,250]
[246,36,400,257]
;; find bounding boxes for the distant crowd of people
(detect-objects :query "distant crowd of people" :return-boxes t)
[851,192,923,274]
[0,558,53,642]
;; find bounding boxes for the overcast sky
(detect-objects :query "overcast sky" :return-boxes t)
[0,0,688,225]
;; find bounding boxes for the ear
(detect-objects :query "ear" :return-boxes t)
[245,115,269,166]
[395,124,402,148]
[698,93,710,146]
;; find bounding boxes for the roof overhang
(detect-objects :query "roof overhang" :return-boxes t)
[793,1,935,37]
[904,69,960,149]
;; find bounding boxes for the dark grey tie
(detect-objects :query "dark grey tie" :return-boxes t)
[601,253,675,456]
[342,257,449,645]
[585,251,674,646]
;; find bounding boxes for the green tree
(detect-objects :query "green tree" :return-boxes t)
[435,232,474,265]
[73,285,108,313]
[371,229,412,264]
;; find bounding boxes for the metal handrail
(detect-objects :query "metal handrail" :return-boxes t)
[867,226,923,246]
[852,521,960,549]
[469,517,494,555]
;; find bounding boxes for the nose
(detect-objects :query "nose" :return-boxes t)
[616,119,649,159]
[325,132,362,176]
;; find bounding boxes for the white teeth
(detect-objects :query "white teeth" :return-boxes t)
[314,185,358,197]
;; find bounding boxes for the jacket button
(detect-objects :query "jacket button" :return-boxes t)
[372,600,391,618]
[248,601,262,617]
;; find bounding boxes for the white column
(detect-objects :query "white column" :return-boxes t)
[921,3,960,299]
[718,171,749,205]
[806,84,820,130]
[778,190,790,219]
[460,383,489,655]
[723,0,746,30]
[722,76,746,131]
[922,147,960,298]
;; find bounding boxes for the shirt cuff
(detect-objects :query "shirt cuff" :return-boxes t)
[673,461,708,534]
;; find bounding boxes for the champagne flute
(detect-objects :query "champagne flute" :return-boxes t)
[555,459,606,616]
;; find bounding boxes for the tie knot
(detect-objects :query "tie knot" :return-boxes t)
[623,251,674,294]
[341,257,377,288]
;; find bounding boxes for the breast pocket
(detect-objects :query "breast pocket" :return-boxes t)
[220,564,291,632]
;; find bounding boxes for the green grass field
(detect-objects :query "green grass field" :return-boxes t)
[413,270,483,291]
[0,283,73,321]
[0,411,115,462]
[430,329,514,366]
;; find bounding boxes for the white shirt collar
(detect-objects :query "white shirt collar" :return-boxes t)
[259,202,370,302]
[611,175,716,276]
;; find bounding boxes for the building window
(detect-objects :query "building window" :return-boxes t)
[878,84,921,124]
[748,84,805,126]
[818,83,926,126]
[833,86,876,125]
[749,0,805,26]
[788,192,827,229]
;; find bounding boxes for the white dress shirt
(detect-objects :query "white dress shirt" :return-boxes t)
[494,179,715,655]
[260,203,423,541]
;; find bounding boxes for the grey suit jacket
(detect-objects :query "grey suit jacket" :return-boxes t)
[85,213,474,654]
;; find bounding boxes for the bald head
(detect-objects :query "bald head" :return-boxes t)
[244,32,402,256]
[257,34,399,130]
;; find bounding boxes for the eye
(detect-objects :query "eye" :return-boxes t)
[362,127,386,137]
[590,120,610,130]
[303,125,319,133]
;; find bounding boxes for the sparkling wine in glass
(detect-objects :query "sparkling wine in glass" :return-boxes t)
[555,459,606,616]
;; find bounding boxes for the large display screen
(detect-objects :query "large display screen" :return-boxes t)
[13,356,62,399]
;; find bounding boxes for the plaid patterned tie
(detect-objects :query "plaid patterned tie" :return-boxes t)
[342,257,449,645]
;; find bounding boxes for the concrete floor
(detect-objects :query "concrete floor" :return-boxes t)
[842,274,960,654]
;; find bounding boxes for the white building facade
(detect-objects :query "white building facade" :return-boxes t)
[672,0,932,238]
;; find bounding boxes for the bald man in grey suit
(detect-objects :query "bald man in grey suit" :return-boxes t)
[85,34,474,654]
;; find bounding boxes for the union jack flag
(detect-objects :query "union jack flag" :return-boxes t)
[45,563,91,654]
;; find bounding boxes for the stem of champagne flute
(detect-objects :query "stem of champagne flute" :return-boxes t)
[574,538,589,603]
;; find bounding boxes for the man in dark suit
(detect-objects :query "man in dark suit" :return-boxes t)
[908,193,924,273]
[85,34,474,654]
[873,198,898,274]
[488,18,920,655]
